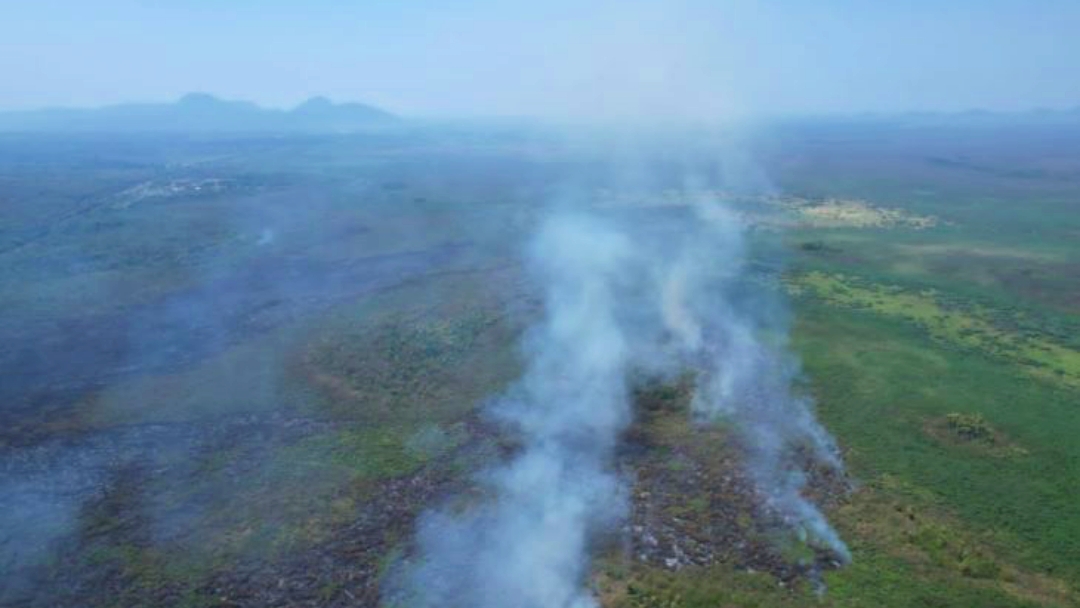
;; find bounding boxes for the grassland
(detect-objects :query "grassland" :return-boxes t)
[789,271,1080,388]
[3,124,1080,606]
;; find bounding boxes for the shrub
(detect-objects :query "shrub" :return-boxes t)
[945,413,993,442]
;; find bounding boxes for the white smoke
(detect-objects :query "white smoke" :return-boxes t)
[391,189,848,607]
[391,215,639,608]
[661,198,851,562]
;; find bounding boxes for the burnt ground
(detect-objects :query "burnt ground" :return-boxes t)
[2,380,842,608]
[2,378,850,608]
[0,234,522,608]
[2,287,851,608]
[2,414,505,608]
[616,381,851,588]
[0,243,471,447]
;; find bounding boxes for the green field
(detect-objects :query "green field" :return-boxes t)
[2,123,1079,607]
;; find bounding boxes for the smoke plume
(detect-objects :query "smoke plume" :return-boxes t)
[394,183,848,606]
[663,199,851,562]
[393,215,638,608]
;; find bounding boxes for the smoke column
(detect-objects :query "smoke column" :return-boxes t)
[394,187,849,606]
[394,215,638,608]
[662,199,851,562]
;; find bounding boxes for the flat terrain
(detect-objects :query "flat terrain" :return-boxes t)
[1,122,1079,607]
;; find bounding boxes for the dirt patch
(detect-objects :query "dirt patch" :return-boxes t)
[923,413,1029,459]
[796,199,939,229]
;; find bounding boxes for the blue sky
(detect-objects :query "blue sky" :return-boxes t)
[2,0,1078,119]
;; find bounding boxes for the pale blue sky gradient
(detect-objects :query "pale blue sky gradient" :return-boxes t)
[2,0,1078,119]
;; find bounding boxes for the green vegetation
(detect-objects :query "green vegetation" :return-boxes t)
[612,126,1080,605]
[5,124,1080,606]
[789,271,1080,388]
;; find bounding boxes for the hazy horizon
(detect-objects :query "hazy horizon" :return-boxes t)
[3,1,1080,121]
[4,90,1079,121]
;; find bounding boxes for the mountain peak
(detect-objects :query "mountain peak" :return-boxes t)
[178,92,224,106]
[294,96,335,112]
[0,93,397,132]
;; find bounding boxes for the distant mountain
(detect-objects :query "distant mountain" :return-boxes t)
[792,105,1080,129]
[0,94,398,133]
